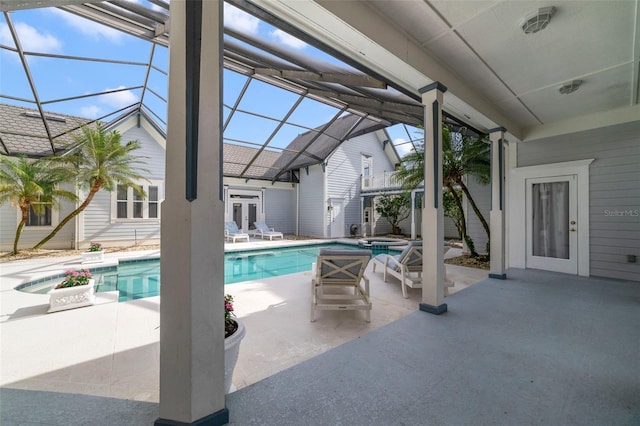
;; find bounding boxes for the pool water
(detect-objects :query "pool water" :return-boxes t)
[17,243,389,302]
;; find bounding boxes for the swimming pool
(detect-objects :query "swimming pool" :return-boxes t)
[16,242,389,302]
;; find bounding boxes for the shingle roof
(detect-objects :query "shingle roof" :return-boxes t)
[0,103,92,157]
[0,104,380,183]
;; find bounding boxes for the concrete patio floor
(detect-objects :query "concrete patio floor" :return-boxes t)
[2,242,637,425]
[0,239,485,422]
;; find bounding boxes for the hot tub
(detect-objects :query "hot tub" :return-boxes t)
[357,237,408,249]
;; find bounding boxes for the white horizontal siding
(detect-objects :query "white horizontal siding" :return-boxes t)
[327,132,395,237]
[465,176,491,254]
[330,132,397,237]
[298,164,325,237]
[518,121,640,281]
[0,183,76,252]
[264,187,295,234]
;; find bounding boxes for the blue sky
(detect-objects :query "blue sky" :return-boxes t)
[0,2,419,156]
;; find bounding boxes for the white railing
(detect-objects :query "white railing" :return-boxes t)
[361,171,405,191]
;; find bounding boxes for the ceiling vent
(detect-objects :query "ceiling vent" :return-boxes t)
[521,6,556,34]
[558,80,582,95]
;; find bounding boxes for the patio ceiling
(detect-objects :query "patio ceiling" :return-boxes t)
[256,0,640,141]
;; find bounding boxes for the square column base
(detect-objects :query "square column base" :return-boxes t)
[488,273,507,280]
[155,408,229,426]
[419,303,447,315]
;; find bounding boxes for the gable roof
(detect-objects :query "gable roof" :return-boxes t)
[270,114,390,180]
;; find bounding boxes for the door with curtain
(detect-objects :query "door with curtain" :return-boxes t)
[526,175,578,274]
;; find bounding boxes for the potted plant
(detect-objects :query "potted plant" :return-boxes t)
[82,241,104,263]
[47,268,96,313]
[224,294,245,393]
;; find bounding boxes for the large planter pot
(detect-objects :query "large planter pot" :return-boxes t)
[82,250,104,264]
[224,319,246,393]
[47,279,96,313]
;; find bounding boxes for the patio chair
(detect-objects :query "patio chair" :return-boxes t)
[310,248,372,322]
[372,241,453,298]
[253,221,284,240]
[224,221,250,243]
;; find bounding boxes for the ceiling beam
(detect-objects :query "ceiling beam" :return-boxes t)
[0,0,86,11]
[253,68,386,89]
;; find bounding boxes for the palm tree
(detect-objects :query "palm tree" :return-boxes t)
[0,156,77,254]
[395,124,491,257]
[33,123,149,250]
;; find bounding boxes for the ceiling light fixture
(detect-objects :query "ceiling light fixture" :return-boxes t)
[558,80,582,95]
[521,6,556,34]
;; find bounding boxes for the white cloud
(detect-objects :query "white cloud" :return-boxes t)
[99,87,139,108]
[79,105,101,118]
[270,29,307,50]
[49,8,124,43]
[0,22,61,53]
[224,3,260,35]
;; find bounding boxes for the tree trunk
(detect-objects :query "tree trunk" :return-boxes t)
[33,185,101,250]
[457,178,490,239]
[13,208,27,254]
[446,183,466,238]
[446,183,479,257]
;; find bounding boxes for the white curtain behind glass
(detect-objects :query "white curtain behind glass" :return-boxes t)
[532,182,569,259]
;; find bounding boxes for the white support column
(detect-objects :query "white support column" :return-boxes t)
[156,1,227,425]
[410,190,416,240]
[418,82,447,315]
[489,127,507,279]
[360,196,365,237]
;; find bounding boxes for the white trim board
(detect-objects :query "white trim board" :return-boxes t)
[508,159,594,277]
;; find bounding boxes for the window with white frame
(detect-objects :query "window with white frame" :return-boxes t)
[112,181,163,221]
[26,196,52,226]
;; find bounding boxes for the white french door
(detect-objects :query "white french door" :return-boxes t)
[525,175,578,274]
[232,201,258,232]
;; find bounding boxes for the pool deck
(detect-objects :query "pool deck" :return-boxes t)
[0,238,485,405]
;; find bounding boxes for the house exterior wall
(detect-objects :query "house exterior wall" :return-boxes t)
[465,176,491,254]
[326,131,395,238]
[0,182,77,251]
[264,187,295,234]
[298,163,326,237]
[79,123,165,248]
[517,121,640,281]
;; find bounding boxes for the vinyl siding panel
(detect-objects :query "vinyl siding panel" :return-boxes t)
[326,132,395,237]
[80,124,165,247]
[264,187,295,234]
[0,183,76,251]
[465,177,491,254]
[298,164,325,237]
[518,121,640,281]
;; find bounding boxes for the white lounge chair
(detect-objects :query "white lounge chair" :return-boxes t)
[224,221,250,243]
[253,221,284,240]
[372,241,453,298]
[311,248,372,322]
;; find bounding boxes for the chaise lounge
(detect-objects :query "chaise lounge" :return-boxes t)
[253,221,284,240]
[310,248,372,322]
[224,221,250,243]
[372,240,453,298]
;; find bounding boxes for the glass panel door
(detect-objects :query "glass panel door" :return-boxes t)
[526,175,578,274]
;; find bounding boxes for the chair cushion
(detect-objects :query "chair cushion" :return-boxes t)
[396,240,422,264]
[225,221,240,233]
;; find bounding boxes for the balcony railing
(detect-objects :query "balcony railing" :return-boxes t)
[361,171,406,191]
